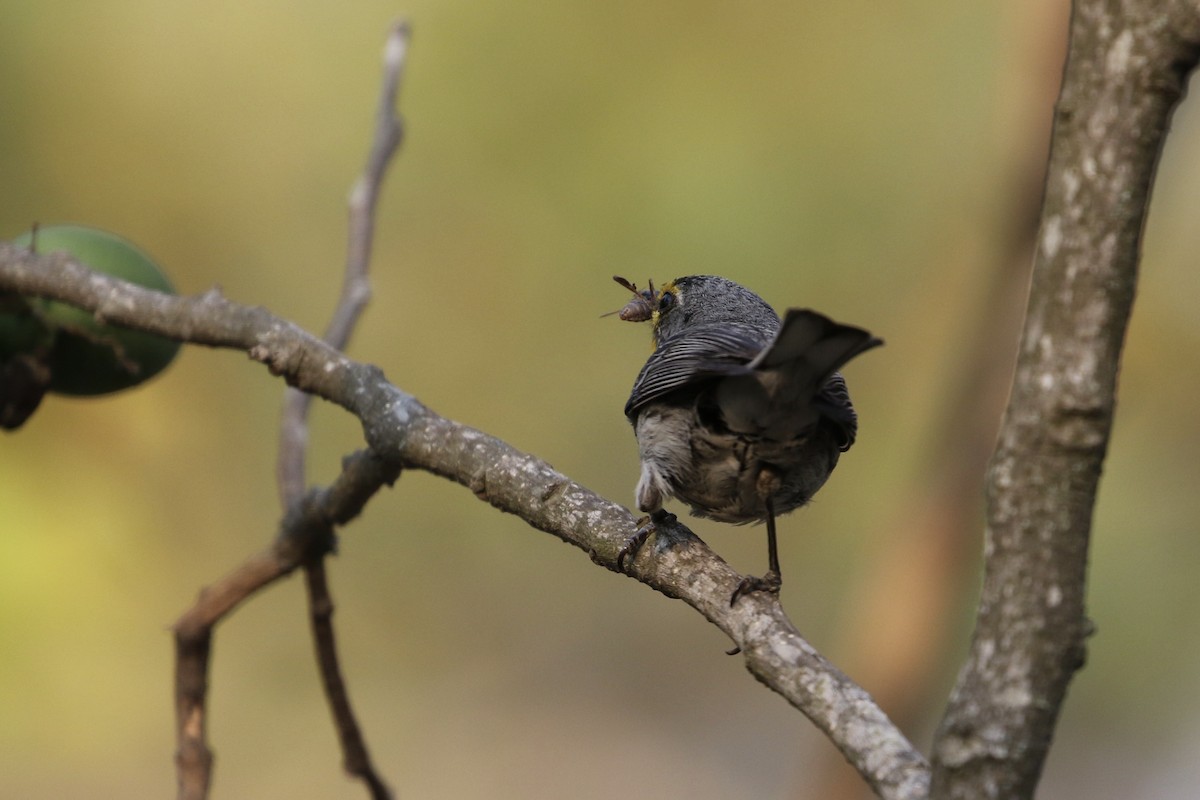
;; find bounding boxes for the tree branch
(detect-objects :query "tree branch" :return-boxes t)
[929,2,1200,798]
[0,244,929,799]
[305,556,392,800]
[277,19,410,505]
[172,449,400,800]
[272,21,410,800]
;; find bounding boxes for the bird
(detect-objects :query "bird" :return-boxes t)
[610,274,882,605]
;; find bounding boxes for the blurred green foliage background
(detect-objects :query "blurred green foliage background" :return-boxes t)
[3,1,1200,798]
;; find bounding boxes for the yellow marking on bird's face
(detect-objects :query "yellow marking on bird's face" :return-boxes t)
[650,280,680,328]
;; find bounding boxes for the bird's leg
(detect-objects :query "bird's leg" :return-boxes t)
[765,498,781,577]
[617,508,692,572]
[730,495,783,606]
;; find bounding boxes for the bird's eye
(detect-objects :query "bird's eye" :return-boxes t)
[658,292,676,312]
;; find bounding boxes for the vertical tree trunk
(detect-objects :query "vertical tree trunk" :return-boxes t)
[930,2,1200,797]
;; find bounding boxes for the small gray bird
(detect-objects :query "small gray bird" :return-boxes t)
[612,275,881,604]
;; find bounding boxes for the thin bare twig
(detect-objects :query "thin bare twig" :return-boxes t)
[282,22,411,800]
[172,450,401,800]
[169,17,411,791]
[291,22,410,799]
[277,19,410,506]
[305,558,392,800]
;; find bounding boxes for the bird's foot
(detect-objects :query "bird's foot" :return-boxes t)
[730,569,782,606]
[617,510,688,572]
[616,516,655,572]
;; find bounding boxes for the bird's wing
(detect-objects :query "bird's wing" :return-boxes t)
[813,372,860,450]
[624,324,766,419]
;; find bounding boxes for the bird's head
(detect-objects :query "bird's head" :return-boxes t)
[610,274,779,346]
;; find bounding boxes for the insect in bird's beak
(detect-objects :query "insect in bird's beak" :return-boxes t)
[603,275,659,322]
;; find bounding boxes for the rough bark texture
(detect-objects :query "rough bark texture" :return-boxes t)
[4,4,1200,797]
[929,2,1200,798]
[0,242,930,799]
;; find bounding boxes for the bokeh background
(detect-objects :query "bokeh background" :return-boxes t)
[4,2,1200,798]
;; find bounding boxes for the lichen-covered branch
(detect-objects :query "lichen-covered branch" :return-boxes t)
[0,243,929,799]
[929,2,1200,798]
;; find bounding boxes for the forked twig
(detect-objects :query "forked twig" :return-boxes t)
[172,451,400,800]
[172,21,411,800]
[290,21,410,799]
